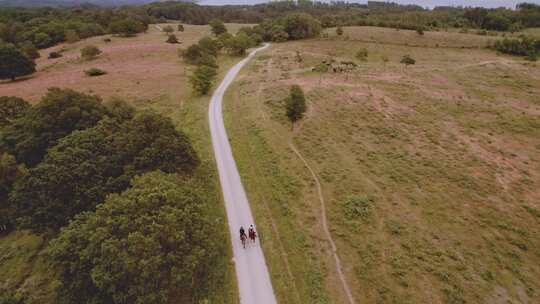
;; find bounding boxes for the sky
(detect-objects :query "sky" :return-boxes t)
[199,0,540,9]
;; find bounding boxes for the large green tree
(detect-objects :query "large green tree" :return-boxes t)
[48,171,214,304]
[10,111,199,232]
[0,43,36,81]
[0,88,108,167]
[209,19,227,36]
[286,85,307,129]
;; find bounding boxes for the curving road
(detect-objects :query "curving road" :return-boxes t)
[208,44,277,304]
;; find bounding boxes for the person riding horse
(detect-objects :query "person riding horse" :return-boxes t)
[248,225,257,242]
[240,226,247,248]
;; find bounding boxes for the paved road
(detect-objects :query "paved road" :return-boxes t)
[209,44,277,304]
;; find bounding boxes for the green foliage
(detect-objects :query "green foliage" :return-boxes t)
[80,45,101,60]
[493,36,539,59]
[197,36,219,57]
[416,26,425,35]
[64,29,80,43]
[0,153,26,233]
[0,88,108,167]
[108,18,147,37]
[163,24,174,33]
[0,96,30,127]
[84,68,107,77]
[342,195,375,220]
[19,42,40,60]
[48,51,62,59]
[209,19,227,36]
[182,37,219,65]
[224,33,254,56]
[48,171,215,304]
[280,13,322,40]
[356,48,368,61]
[166,34,179,44]
[400,54,416,66]
[336,25,344,36]
[190,65,218,95]
[0,43,36,81]
[33,32,52,48]
[285,85,307,127]
[10,109,199,233]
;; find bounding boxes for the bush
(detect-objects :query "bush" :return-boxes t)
[493,36,539,59]
[163,25,174,34]
[48,171,215,303]
[336,26,344,36]
[178,24,184,32]
[0,96,30,127]
[416,27,425,35]
[166,34,179,44]
[286,85,307,129]
[224,33,254,56]
[48,51,62,59]
[190,65,217,95]
[400,54,416,66]
[103,38,112,43]
[342,195,375,220]
[356,48,368,61]
[108,18,147,37]
[19,42,40,60]
[84,68,107,77]
[210,19,227,36]
[81,45,102,60]
[280,13,322,40]
[65,29,80,43]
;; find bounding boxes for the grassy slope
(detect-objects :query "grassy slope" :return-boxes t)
[224,26,540,304]
[0,24,246,303]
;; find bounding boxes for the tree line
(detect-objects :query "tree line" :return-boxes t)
[0,89,224,303]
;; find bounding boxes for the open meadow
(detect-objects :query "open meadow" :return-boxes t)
[224,26,540,304]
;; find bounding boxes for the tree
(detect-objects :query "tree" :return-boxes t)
[163,25,174,34]
[0,153,25,233]
[336,25,344,36]
[10,111,199,232]
[224,33,253,56]
[0,43,36,81]
[178,24,185,32]
[210,19,227,36]
[65,29,80,43]
[286,85,307,130]
[33,32,52,48]
[109,18,147,37]
[0,96,30,127]
[281,13,322,40]
[0,88,108,167]
[19,42,40,59]
[48,171,215,303]
[166,34,179,44]
[190,65,217,95]
[81,45,102,60]
[197,36,219,56]
[400,54,416,66]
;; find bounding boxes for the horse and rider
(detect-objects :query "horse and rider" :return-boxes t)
[239,225,257,249]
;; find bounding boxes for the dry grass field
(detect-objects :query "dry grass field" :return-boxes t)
[224,26,540,304]
[0,23,247,304]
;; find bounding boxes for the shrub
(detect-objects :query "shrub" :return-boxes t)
[166,34,179,44]
[108,18,147,37]
[163,25,174,34]
[281,13,321,40]
[0,96,30,127]
[343,195,375,220]
[336,26,344,36]
[493,36,539,59]
[400,54,416,66]
[190,65,217,95]
[416,27,425,35]
[84,68,107,77]
[81,45,102,60]
[65,29,80,43]
[48,51,62,59]
[224,33,254,56]
[356,48,368,61]
[19,42,40,59]
[103,38,112,43]
[178,24,184,32]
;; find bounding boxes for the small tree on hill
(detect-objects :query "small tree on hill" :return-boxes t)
[210,19,227,36]
[190,65,217,95]
[400,54,416,66]
[286,85,307,130]
[163,25,174,34]
[81,45,102,60]
[0,43,36,81]
[336,26,344,36]
[178,24,185,32]
[166,34,179,44]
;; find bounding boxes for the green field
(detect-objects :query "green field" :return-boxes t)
[224,26,540,304]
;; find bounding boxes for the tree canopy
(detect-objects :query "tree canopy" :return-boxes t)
[0,96,30,127]
[0,43,36,81]
[48,171,215,303]
[286,85,307,128]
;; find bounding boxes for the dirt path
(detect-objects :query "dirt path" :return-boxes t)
[208,43,277,304]
[288,143,356,304]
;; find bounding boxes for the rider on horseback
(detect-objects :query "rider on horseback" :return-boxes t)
[248,225,257,241]
[240,226,246,239]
